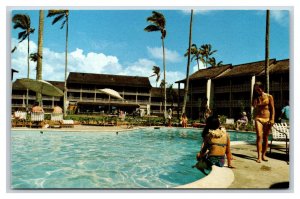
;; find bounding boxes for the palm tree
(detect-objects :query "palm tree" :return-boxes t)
[182,9,193,115]
[159,79,166,114]
[144,11,167,119]
[36,10,44,104]
[184,43,201,70]
[167,84,177,109]
[47,10,69,117]
[199,44,217,68]
[12,14,35,110]
[265,10,270,93]
[30,52,42,63]
[208,57,223,67]
[149,65,160,87]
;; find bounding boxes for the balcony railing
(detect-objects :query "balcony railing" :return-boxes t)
[12,95,60,101]
[67,88,150,96]
[214,100,251,108]
[191,87,206,93]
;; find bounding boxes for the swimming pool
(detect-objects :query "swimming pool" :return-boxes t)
[11,128,256,189]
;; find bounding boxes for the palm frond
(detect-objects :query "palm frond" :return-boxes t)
[47,10,67,17]
[60,20,66,29]
[11,46,17,53]
[144,25,161,32]
[18,31,27,41]
[13,23,26,30]
[12,14,30,29]
[51,14,65,25]
[209,50,217,55]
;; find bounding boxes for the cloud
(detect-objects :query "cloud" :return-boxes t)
[11,38,184,88]
[271,10,289,26]
[11,38,123,81]
[147,46,182,63]
[180,10,213,15]
[256,10,289,26]
[120,58,185,88]
[192,62,206,73]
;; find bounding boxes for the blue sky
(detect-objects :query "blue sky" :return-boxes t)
[11,9,290,87]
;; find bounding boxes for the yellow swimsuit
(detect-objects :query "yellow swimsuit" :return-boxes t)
[254,93,271,125]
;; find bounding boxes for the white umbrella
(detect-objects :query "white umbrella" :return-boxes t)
[98,88,123,100]
[18,78,63,97]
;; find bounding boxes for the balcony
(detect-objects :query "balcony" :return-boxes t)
[214,100,251,108]
[214,86,231,93]
[67,88,150,96]
[12,95,60,101]
[191,87,206,94]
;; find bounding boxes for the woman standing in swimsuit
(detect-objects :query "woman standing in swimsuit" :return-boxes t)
[252,82,275,163]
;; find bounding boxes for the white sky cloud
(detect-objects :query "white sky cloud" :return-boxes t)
[271,10,289,25]
[192,62,206,73]
[11,39,185,88]
[180,10,213,15]
[147,46,182,63]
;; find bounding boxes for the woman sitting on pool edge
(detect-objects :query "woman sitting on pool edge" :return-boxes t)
[194,115,234,174]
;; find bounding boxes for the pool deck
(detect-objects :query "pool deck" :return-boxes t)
[11,125,291,190]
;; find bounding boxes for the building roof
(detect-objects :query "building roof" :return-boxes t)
[48,81,64,90]
[257,59,289,76]
[67,72,152,88]
[175,64,232,83]
[216,59,276,79]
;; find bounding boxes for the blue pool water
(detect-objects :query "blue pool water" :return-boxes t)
[11,128,256,189]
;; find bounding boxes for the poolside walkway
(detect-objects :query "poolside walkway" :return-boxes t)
[228,143,290,189]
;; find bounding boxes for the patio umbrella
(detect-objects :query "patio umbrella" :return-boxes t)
[98,88,123,100]
[99,88,123,113]
[17,78,63,97]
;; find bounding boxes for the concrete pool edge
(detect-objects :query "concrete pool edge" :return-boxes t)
[176,165,234,189]
[176,141,250,189]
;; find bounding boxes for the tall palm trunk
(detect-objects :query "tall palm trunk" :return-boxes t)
[265,10,270,93]
[63,14,69,117]
[182,9,193,114]
[26,32,30,110]
[196,58,200,70]
[36,10,44,104]
[162,38,166,119]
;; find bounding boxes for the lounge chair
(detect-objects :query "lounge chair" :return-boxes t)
[12,111,27,127]
[269,123,289,155]
[60,120,74,128]
[29,112,45,128]
[50,113,63,128]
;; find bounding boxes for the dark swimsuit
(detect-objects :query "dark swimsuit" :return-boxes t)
[206,142,227,167]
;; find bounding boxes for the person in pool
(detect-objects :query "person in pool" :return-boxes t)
[194,115,234,174]
[252,81,275,163]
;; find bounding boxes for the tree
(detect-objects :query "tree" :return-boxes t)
[144,11,167,119]
[36,10,44,104]
[47,10,69,117]
[167,84,177,109]
[12,14,35,110]
[208,57,223,67]
[184,43,201,70]
[199,44,217,68]
[149,65,160,87]
[265,10,270,93]
[182,9,193,115]
[159,79,166,114]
